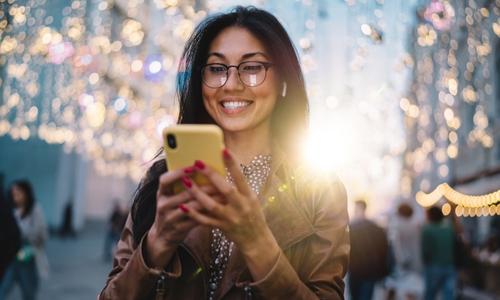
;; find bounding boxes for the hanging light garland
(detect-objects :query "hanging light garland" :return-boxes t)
[416,183,500,217]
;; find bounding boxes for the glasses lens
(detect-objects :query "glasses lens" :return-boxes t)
[203,64,227,88]
[239,62,266,87]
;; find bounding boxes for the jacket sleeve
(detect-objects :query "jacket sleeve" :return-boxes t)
[98,214,182,300]
[242,175,350,300]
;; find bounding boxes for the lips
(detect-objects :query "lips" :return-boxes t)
[219,99,253,114]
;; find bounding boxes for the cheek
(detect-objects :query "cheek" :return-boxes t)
[13,192,23,204]
[201,86,216,106]
[255,79,279,106]
[260,72,280,99]
[201,88,211,113]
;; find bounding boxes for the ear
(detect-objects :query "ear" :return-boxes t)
[281,81,287,98]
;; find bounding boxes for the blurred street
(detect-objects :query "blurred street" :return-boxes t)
[6,221,109,300]
[3,219,499,300]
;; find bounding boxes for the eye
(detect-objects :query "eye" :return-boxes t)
[240,63,264,73]
[207,65,226,74]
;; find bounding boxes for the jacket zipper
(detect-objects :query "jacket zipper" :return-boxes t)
[155,271,167,300]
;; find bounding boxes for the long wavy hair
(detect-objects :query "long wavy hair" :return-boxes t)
[131,6,309,245]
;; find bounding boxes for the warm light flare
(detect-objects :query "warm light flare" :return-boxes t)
[302,115,363,173]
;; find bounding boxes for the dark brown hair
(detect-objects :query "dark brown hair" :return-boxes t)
[9,180,36,219]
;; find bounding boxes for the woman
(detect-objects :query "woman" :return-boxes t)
[0,180,49,300]
[100,6,349,300]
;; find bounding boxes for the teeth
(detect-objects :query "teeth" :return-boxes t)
[221,101,250,109]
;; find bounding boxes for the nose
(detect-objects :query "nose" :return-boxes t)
[223,66,244,91]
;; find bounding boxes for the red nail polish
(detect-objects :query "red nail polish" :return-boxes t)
[183,166,194,174]
[194,160,205,170]
[181,176,192,188]
[222,148,231,159]
[178,204,189,213]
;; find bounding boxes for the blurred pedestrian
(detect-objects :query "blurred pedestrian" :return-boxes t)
[59,198,76,238]
[386,203,423,300]
[102,200,126,262]
[0,179,49,300]
[349,199,392,300]
[0,173,21,281]
[421,206,456,300]
[490,215,500,242]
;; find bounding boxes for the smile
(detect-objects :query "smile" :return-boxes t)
[219,100,253,114]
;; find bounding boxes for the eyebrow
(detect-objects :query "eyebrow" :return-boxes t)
[207,51,269,60]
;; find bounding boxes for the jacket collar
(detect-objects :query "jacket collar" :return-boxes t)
[260,145,315,249]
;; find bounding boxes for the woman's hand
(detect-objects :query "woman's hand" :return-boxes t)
[145,167,218,268]
[181,149,281,278]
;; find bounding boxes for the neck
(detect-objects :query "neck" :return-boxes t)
[224,123,272,165]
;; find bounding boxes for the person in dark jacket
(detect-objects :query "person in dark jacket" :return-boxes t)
[0,174,21,280]
[349,199,391,300]
[421,206,456,300]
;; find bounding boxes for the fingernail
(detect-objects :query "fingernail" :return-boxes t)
[183,166,194,174]
[178,204,189,213]
[222,148,231,159]
[194,160,205,170]
[181,176,192,188]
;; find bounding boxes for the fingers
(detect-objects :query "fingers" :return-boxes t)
[184,205,223,229]
[157,190,191,210]
[164,200,202,224]
[183,177,228,218]
[158,167,193,195]
[157,185,217,210]
[192,159,244,205]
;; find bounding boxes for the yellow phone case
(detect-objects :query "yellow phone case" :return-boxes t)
[163,124,226,193]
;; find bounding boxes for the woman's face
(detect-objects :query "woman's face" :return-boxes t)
[12,185,26,208]
[202,26,279,134]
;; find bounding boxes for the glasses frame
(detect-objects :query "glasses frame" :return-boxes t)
[201,61,274,88]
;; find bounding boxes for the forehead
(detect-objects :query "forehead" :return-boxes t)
[208,26,268,58]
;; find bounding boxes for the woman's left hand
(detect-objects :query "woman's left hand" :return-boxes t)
[180,149,275,256]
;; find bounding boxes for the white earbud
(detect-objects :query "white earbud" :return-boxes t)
[281,82,287,98]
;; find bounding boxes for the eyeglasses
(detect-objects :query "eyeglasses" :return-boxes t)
[201,61,273,88]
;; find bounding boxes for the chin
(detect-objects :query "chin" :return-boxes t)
[217,122,251,133]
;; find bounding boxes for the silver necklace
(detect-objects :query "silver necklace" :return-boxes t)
[207,154,272,300]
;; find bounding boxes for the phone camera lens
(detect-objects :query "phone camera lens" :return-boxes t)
[166,134,177,149]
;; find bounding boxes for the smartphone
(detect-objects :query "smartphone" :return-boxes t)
[163,124,226,193]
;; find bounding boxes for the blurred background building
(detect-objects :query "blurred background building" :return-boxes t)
[403,0,500,246]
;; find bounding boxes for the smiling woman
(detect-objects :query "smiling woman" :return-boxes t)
[99,6,349,300]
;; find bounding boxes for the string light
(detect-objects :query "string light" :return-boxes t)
[416,183,500,217]
[401,0,498,207]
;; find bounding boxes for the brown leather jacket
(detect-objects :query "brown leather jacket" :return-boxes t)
[99,152,349,300]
